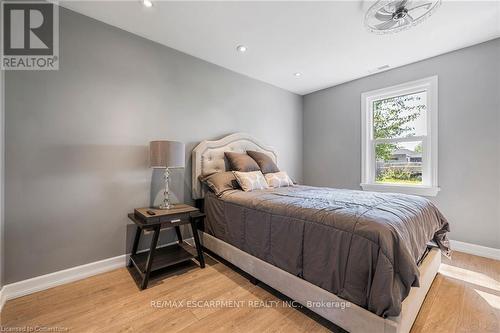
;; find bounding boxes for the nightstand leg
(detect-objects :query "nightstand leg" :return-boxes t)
[141,226,160,290]
[175,226,183,243]
[191,218,205,268]
[129,226,141,267]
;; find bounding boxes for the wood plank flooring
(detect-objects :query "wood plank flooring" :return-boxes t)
[1,251,498,332]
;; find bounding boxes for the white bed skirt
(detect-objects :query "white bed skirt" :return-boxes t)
[199,231,441,333]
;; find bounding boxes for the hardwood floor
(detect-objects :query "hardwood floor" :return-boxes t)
[412,252,499,333]
[1,251,498,332]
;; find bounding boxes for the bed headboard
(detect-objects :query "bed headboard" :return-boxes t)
[192,133,277,199]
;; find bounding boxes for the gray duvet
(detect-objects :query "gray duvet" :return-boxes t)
[203,185,450,317]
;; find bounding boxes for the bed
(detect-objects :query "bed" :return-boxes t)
[191,133,449,333]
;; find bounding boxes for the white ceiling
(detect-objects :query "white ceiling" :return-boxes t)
[60,1,500,95]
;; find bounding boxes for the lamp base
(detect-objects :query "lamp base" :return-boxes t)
[159,167,173,210]
[158,202,174,210]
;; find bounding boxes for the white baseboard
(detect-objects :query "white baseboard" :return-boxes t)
[1,254,126,312]
[450,240,500,260]
[0,286,6,312]
[0,238,194,312]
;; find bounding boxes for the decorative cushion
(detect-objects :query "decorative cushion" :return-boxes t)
[199,172,240,196]
[265,171,294,188]
[246,150,279,174]
[224,152,260,172]
[233,171,269,192]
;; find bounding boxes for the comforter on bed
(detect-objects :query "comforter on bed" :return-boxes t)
[204,185,450,317]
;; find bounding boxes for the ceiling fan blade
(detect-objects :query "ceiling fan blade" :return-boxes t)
[375,11,393,21]
[376,20,398,30]
[402,16,413,25]
[407,2,433,11]
[406,13,415,22]
[379,7,395,15]
[388,0,408,9]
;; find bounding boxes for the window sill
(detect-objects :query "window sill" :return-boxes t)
[360,183,440,197]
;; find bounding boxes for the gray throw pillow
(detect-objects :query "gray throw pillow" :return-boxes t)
[199,172,240,196]
[224,152,261,172]
[246,150,279,174]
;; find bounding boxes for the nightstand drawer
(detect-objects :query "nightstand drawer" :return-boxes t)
[160,217,190,228]
[141,212,188,224]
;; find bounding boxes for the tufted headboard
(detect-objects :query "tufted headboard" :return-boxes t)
[192,133,277,199]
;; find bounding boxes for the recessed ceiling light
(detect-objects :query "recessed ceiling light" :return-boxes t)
[142,0,153,8]
[236,45,247,53]
[294,72,302,77]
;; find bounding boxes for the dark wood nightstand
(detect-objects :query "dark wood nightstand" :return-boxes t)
[127,204,205,289]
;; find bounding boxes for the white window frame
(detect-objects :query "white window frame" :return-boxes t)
[361,76,439,197]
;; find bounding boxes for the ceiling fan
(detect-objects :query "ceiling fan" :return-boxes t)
[364,0,441,34]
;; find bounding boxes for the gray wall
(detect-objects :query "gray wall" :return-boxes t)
[303,38,500,249]
[5,8,302,283]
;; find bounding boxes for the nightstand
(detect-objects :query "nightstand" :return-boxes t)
[127,204,205,289]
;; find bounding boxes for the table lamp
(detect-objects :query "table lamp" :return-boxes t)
[149,140,185,209]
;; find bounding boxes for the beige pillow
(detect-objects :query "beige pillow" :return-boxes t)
[233,171,269,192]
[265,171,294,188]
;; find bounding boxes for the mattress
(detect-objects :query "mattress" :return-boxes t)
[203,185,450,317]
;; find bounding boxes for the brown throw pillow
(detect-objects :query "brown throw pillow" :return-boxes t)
[247,150,279,174]
[199,172,240,196]
[233,171,269,192]
[224,152,260,172]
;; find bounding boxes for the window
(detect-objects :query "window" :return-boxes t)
[361,76,439,196]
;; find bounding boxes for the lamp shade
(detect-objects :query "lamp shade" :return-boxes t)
[149,140,185,168]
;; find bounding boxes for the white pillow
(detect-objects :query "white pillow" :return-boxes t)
[233,171,270,192]
[265,171,294,188]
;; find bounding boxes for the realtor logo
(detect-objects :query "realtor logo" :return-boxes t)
[1,1,59,70]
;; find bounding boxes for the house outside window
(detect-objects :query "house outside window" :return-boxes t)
[361,76,439,196]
